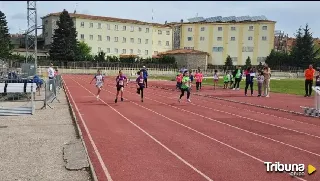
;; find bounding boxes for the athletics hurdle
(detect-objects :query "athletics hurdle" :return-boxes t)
[301,86,320,117]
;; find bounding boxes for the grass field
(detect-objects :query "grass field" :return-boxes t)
[148,75,307,96]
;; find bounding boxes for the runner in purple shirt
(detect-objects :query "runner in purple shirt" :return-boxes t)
[136,71,145,102]
[115,70,128,103]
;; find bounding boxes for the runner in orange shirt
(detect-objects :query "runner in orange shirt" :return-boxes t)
[304,64,316,97]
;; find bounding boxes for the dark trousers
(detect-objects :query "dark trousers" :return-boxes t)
[245,82,253,95]
[305,79,313,96]
[233,78,241,89]
[137,87,144,99]
[180,88,190,99]
[144,78,148,88]
[199,82,202,89]
[196,82,200,90]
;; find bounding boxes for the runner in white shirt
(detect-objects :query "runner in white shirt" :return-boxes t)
[47,63,55,79]
[90,70,105,100]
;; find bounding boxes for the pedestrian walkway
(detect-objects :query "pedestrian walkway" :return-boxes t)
[0,89,91,181]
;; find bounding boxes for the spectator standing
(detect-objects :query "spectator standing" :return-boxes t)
[304,64,315,97]
[263,64,271,97]
[315,69,320,87]
[244,67,254,96]
[233,66,242,90]
[47,63,55,80]
[140,66,148,88]
[257,71,264,97]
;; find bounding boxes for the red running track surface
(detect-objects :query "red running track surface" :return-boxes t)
[63,75,319,181]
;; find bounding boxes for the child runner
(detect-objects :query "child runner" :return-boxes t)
[213,70,219,90]
[115,70,128,103]
[244,67,254,96]
[194,70,201,91]
[223,72,229,89]
[176,72,183,90]
[199,71,203,90]
[178,71,192,103]
[90,70,104,100]
[257,70,264,97]
[136,71,145,102]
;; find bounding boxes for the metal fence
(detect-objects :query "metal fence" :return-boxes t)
[41,75,62,109]
[0,78,37,116]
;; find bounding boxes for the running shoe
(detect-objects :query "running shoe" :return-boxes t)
[187,99,191,102]
[96,95,99,100]
[178,98,181,103]
[141,99,143,102]
[115,98,117,103]
[121,98,124,101]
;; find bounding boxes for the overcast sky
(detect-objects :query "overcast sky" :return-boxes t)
[1,1,319,37]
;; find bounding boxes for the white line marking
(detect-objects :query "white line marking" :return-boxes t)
[64,77,113,181]
[71,77,214,181]
[141,89,320,140]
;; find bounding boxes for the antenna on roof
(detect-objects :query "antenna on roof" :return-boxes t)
[74,2,78,14]
[151,9,154,23]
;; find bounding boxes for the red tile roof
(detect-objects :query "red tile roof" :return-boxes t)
[42,12,170,28]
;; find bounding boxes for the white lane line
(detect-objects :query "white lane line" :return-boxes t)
[64,77,113,181]
[71,78,214,181]
[139,88,320,140]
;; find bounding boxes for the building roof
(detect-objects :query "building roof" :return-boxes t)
[159,49,209,56]
[187,15,275,23]
[42,12,171,28]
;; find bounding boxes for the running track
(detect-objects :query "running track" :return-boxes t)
[63,74,319,181]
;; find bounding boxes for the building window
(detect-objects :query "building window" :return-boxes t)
[98,47,101,52]
[217,37,222,41]
[138,27,142,32]
[122,26,126,31]
[115,25,118,31]
[218,27,222,31]
[248,36,253,41]
[90,23,93,28]
[158,30,162,35]
[166,41,169,46]
[107,36,110,41]
[146,28,149,33]
[130,26,134,32]
[200,37,205,41]
[122,49,126,54]
[114,37,118,42]
[90,35,93,40]
[231,37,236,41]
[158,41,161,45]
[106,48,110,53]
[106,24,110,30]
[80,22,84,27]
[130,49,133,54]
[98,23,101,29]
[138,49,141,54]
[80,34,84,40]
[242,46,254,52]
[145,50,148,55]
[187,37,193,41]
[114,48,118,54]
[183,47,194,50]
[262,26,268,30]
[138,38,141,44]
[212,47,224,52]
[201,27,205,31]
[188,28,192,32]
[130,38,134,43]
[231,27,236,31]
[145,39,149,44]
[262,36,267,41]
[98,35,102,41]
[249,26,254,31]
[122,37,126,43]
[166,31,170,35]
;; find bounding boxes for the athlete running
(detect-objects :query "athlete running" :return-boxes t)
[178,71,192,103]
[136,71,145,102]
[90,70,104,100]
[115,70,128,103]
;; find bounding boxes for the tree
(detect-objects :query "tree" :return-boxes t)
[245,56,252,68]
[76,41,92,61]
[49,9,78,64]
[290,24,317,68]
[224,55,233,72]
[0,11,13,60]
[94,51,106,62]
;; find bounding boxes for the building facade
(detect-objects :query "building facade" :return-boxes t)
[172,16,276,65]
[41,13,172,58]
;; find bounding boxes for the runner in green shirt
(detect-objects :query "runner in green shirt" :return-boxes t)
[178,71,192,103]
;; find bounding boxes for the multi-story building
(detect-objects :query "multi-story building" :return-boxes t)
[41,12,172,58]
[171,16,276,65]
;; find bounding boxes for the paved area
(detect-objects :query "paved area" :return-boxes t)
[0,90,91,181]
